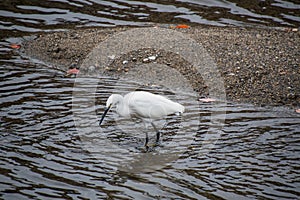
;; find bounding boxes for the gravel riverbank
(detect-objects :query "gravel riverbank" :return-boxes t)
[23,25,299,107]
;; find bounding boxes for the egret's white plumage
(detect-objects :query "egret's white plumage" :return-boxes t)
[106,91,184,120]
[99,91,184,149]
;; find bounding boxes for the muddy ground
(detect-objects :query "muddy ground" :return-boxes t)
[23,25,299,107]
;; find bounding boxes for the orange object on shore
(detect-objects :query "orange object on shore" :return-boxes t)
[67,68,80,75]
[10,44,21,49]
[175,24,190,29]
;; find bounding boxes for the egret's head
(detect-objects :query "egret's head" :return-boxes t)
[106,94,122,108]
[99,94,122,126]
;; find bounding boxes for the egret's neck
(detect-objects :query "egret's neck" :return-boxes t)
[115,96,132,118]
[113,95,127,117]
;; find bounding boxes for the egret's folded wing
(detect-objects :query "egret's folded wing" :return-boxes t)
[127,93,184,119]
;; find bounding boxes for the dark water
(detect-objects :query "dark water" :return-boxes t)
[1,53,300,199]
[1,0,300,199]
[0,0,300,38]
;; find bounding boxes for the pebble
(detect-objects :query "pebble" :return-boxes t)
[88,65,95,72]
[143,55,157,62]
[256,34,262,39]
[148,55,156,61]
[108,55,116,59]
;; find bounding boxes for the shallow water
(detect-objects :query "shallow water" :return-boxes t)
[1,0,300,199]
[0,0,300,38]
[0,46,300,199]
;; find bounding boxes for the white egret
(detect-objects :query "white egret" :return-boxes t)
[99,91,184,149]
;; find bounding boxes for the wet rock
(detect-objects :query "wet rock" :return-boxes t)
[88,65,95,72]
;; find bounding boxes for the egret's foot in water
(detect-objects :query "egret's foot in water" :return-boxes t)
[145,144,150,152]
[147,142,163,149]
[137,145,153,153]
[154,141,164,147]
[136,143,161,152]
[135,144,152,152]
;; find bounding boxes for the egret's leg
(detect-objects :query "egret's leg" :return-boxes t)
[145,132,149,149]
[156,132,160,143]
[151,122,160,143]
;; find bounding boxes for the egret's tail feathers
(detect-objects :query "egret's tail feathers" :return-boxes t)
[175,111,183,116]
[174,102,185,114]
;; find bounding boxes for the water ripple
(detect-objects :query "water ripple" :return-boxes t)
[0,0,299,36]
[0,61,299,199]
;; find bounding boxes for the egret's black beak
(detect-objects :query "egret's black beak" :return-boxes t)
[99,104,112,126]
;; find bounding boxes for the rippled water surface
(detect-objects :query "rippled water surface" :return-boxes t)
[0,51,299,199]
[0,0,300,38]
[1,0,300,199]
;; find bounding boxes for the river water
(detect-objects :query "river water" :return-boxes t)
[1,0,300,199]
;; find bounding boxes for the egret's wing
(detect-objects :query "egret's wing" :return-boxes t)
[126,92,184,119]
[129,100,165,119]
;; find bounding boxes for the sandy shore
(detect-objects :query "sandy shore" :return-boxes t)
[23,25,299,107]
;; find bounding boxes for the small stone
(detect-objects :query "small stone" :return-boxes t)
[148,55,156,61]
[89,65,95,72]
[256,34,262,39]
[292,28,298,32]
[122,60,128,64]
[108,55,115,59]
[53,47,60,53]
[143,58,149,62]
